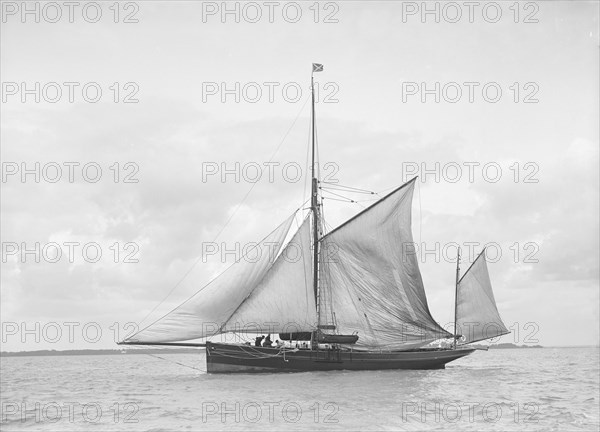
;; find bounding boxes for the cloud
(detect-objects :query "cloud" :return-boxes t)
[1,1,598,350]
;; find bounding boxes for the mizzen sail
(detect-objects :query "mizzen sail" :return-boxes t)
[318,178,451,350]
[456,249,509,344]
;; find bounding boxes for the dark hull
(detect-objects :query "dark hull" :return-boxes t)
[206,342,474,373]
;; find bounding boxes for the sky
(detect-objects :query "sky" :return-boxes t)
[1,1,598,351]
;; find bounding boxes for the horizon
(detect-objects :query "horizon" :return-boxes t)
[6,341,600,355]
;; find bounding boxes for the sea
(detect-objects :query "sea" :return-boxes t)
[1,347,598,431]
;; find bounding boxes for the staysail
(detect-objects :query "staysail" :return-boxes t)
[318,178,452,350]
[456,249,509,344]
[218,215,317,335]
[126,213,316,343]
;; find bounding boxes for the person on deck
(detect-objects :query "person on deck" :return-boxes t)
[255,335,264,347]
[263,334,273,347]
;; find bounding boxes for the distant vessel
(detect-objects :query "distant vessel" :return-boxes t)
[120,64,509,372]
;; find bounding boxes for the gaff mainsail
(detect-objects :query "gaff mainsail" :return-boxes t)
[455,249,510,344]
[318,177,452,350]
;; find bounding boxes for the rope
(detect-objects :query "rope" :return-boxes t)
[321,188,356,203]
[212,345,300,360]
[417,179,422,245]
[146,353,204,372]
[321,183,376,195]
[322,196,353,203]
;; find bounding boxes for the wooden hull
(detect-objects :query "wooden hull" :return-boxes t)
[205,342,474,373]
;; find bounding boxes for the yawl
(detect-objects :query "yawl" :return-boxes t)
[120,64,510,372]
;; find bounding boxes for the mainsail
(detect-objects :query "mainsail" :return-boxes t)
[126,213,316,343]
[456,249,509,344]
[318,178,452,350]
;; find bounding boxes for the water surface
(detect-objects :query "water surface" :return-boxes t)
[1,347,598,431]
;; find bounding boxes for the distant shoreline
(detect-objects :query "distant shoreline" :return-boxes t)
[0,348,200,357]
[0,343,568,357]
[486,343,544,349]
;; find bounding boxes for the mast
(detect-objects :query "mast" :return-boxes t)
[453,246,461,349]
[310,66,320,314]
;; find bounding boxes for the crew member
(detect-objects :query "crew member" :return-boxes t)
[263,334,273,347]
[255,335,264,347]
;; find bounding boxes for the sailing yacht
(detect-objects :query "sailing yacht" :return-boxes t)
[119,64,509,372]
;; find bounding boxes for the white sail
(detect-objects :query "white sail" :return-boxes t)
[127,214,295,343]
[319,178,451,350]
[221,215,317,334]
[456,249,510,344]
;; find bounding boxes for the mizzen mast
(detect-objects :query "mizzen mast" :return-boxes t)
[454,246,461,349]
